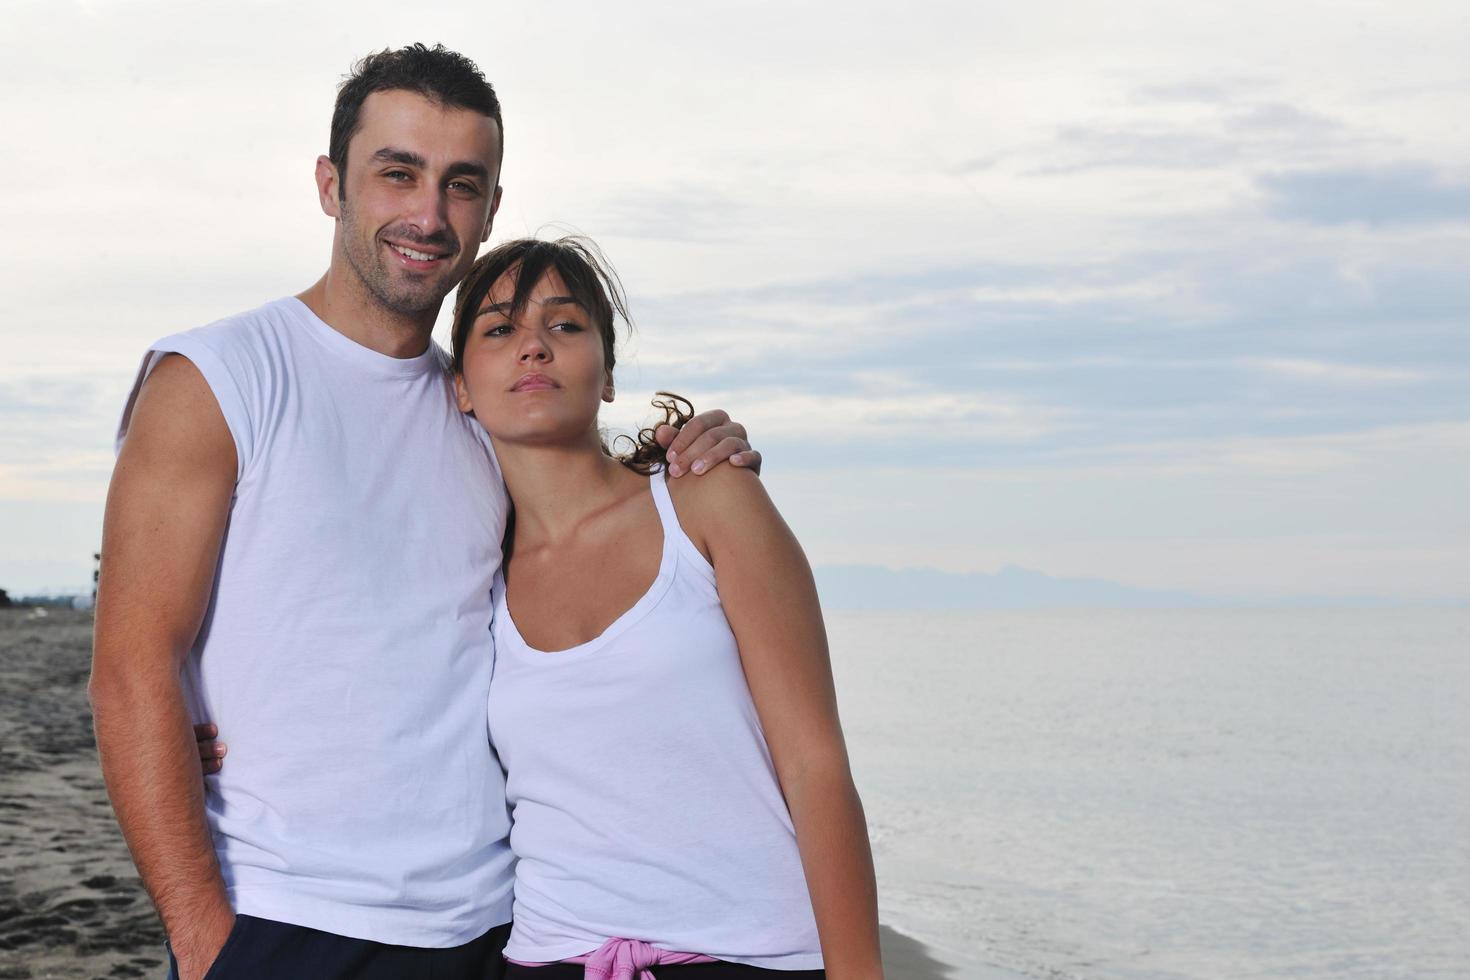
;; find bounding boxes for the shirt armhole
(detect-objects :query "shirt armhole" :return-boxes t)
[116,339,255,484]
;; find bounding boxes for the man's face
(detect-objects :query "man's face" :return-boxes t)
[325,89,502,317]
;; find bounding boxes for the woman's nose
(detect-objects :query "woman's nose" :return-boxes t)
[518,335,550,361]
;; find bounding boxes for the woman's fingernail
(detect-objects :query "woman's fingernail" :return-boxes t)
[666,449,678,461]
[692,460,706,474]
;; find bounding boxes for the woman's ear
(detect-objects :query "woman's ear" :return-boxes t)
[602,369,616,403]
[454,373,475,415]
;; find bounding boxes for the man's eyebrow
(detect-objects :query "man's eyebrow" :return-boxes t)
[445,161,492,184]
[479,296,585,316]
[368,148,490,186]
[370,147,428,168]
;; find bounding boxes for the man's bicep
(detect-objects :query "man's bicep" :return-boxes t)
[97,355,238,666]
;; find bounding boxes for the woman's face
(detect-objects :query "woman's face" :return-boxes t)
[454,266,614,447]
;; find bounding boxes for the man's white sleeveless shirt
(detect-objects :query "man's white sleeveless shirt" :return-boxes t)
[116,297,514,946]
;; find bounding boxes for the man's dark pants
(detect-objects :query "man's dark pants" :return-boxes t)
[165,915,511,980]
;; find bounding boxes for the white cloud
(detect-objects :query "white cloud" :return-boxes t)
[1040,420,1470,478]
[607,382,1075,446]
[1239,358,1428,385]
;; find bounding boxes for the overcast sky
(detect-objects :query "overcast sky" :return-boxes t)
[2,0,1467,599]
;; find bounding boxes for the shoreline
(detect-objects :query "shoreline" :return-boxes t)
[880,923,1029,980]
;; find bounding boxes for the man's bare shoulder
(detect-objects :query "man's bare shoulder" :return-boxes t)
[143,351,206,385]
[122,354,235,472]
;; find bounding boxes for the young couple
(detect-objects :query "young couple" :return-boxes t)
[90,44,879,980]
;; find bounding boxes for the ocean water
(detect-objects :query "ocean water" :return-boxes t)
[825,609,1470,980]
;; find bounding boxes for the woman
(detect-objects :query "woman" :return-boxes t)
[203,237,882,980]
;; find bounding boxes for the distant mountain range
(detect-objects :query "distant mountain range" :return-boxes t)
[811,564,1450,609]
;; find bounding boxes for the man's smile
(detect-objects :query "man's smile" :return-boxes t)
[385,240,455,270]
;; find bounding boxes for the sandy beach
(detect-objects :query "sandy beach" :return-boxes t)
[0,608,165,979]
[0,607,964,980]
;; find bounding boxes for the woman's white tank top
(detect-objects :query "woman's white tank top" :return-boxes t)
[489,469,823,969]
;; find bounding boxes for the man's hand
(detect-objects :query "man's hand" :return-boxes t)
[655,408,761,477]
[170,908,236,980]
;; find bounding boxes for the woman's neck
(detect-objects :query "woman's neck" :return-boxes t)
[492,435,637,546]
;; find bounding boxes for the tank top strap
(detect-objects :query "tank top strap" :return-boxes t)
[648,467,717,587]
[649,466,680,535]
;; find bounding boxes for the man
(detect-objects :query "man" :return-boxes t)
[89,44,757,980]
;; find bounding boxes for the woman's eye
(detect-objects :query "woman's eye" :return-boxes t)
[552,322,584,333]
[483,324,512,337]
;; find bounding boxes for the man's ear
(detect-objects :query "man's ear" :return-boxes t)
[454,373,475,415]
[482,185,503,243]
[315,155,342,219]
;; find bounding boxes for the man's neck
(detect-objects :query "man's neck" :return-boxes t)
[295,265,438,360]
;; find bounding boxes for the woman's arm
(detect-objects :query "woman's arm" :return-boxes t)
[672,467,882,980]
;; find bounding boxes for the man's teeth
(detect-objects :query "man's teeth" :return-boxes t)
[392,244,439,261]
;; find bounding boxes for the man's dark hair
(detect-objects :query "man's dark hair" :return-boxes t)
[329,43,503,194]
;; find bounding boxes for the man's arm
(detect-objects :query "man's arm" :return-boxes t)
[89,354,238,980]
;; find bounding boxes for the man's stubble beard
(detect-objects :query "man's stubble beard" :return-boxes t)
[338,197,461,318]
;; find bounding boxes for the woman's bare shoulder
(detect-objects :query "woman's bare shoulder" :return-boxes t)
[665,462,767,511]
[664,464,775,556]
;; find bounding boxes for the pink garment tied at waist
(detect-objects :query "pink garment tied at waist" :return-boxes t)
[510,937,717,980]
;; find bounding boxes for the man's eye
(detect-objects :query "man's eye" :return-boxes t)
[448,180,481,196]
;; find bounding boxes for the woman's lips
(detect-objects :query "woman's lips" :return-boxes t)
[511,373,558,392]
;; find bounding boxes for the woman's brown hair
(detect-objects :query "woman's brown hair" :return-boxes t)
[450,236,691,474]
